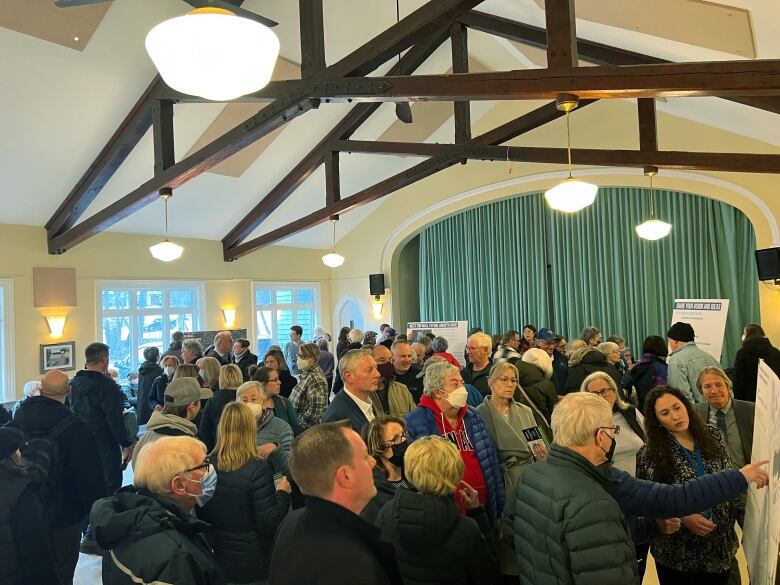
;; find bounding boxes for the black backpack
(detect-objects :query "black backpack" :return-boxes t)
[18,416,77,517]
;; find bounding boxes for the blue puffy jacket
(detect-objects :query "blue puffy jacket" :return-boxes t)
[406,399,505,526]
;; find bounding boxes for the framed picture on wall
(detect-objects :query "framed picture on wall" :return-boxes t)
[40,341,76,374]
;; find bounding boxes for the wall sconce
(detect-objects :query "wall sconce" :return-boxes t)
[45,315,67,338]
[371,296,383,320]
[222,308,237,327]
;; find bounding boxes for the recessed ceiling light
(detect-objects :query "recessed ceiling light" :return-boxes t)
[73,36,79,42]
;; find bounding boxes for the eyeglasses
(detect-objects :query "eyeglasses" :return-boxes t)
[597,425,620,437]
[381,433,407,449]
[184,459,211,475]
[588,388,614,398]
[496,377,517,385]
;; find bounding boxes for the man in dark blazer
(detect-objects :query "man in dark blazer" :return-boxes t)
[694,367,754,469]
[204,330,233,366]
[269,421,402,585]
[322,348,380,432]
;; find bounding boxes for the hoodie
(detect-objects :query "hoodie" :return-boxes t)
[132,411,196,467]
[91,487,224,585]
[375,490,499,585]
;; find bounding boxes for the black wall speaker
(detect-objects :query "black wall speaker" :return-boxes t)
[369,273,386,296]
[756,247,780,281]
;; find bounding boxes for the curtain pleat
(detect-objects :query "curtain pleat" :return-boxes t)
[418,187,759,365]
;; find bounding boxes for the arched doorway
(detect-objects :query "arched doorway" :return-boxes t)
[335,296,364,331]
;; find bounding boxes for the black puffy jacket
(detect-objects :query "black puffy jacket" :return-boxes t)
[564,347,621,395]
[733,336,780,401]
[510,359,558,422]
[197,389,237,452]
[136,361,162,425]
[198,457,290,583]
[69,370,132,448]
[92,487,224,585]
[375,490,499,585]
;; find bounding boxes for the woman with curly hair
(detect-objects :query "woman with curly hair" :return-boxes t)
[637,385,744,585]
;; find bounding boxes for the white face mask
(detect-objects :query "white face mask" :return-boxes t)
[296,357,311,370]
[245,402,263,418]
[444,386,469,409]
[164,366,175,378]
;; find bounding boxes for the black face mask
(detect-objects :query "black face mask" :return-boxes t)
[598,430,616,464]
[388,441,408,467]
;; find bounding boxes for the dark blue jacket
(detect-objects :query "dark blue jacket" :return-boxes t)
[405,403,505,527]
[322,390,368,432]
[628,353,668,409]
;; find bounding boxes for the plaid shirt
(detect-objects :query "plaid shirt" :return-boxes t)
[289,366,328,429]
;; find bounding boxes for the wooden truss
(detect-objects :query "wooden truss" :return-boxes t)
[45,0,780,259]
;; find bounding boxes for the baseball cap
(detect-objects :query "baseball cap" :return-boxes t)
[384,327,397,337]
[164,378,213,406]
[536,328,560,343]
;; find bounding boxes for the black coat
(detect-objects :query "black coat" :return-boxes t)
[461,360,493,397]
[149,373,170,411]
[92,487,224,585]
[198,389,237,452]
[270,496,402,585]
[69,370,132,447]
[564,348,621,394]
[235,351,259,382]
[375,490,499,585]
[198,458,289,582]
[733,337,780,402]
[361,467,399,524]
[394,366,424,404]
[205,348,233,366]
[279,369,297,399]
[136,361,162,426]
[12,396,107,527]
[510,359,558,422]
[0,467,61,585]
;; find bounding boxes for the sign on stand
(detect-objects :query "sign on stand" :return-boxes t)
[670,299,730,361]
[406,321,469,362]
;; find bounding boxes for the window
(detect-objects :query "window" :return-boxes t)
[0,280,13,401]
[253,283,320,357]
[98,282,203,380]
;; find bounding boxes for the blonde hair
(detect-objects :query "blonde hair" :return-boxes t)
[551,392,612,448]
[347,328,363,343]
[172,364,199,380]
[212,402,258,473]
[134,436,206,494]
[696,366,733,394]
[488,361,518,382]
[522,348,553,380]
[405,436,463,496]
[236,381,266,401]
[197,356,221,388]
[219,364,243,389]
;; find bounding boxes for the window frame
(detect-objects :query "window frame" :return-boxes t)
[96,280,204,378]
[0,279,14,402]
[251,281,321,356]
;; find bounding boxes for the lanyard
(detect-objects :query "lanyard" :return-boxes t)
[680,442,705,476]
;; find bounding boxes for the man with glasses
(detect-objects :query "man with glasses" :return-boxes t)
[90,436,224,584]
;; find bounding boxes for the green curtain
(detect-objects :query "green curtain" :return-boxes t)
[418,187,759,366]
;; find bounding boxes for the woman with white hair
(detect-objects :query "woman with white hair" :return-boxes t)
[236,381,294,477]
[510,348,557,422]
[12,380,41,419]
[375,436,500,585]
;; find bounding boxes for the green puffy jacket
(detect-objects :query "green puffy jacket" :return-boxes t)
[513,445,638,585]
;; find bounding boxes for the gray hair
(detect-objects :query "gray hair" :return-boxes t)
[430,336,449,353]
[236,381,266,401]
[568,339,586,352]
[522,348,553,379]
[423,360,459,398]
[339,348,374,377]
[347,328,363,344]
[414,334,432,347]
[696,366,733,394]
[468,332,493,356]
[580,371,630,410]
[182,338,202,355]
[488,361,518,382]
[552,392,612,448]
[597,342,619,358]
[580,327,601,344]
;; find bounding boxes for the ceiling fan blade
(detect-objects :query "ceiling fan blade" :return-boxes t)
[55,0,112,6]
[183,0,279,27]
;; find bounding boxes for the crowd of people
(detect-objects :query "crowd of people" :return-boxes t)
[1,319,779,585]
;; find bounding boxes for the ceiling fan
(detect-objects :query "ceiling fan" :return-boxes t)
[54,0,279,28]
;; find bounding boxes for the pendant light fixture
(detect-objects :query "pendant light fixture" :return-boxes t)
[635,166,672,240]
[544,94,598,213]
[322,216,345,268]
[145,6,280,102]
[149,188,184,262]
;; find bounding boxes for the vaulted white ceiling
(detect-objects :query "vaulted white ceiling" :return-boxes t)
[2,0,780,251]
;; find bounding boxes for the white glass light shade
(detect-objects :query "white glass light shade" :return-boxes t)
[150,240,184,262]
[322,252,345,268]
[45,315,67,338]
[635,219,672,240]
[145,8,280,101]
[544,178,598,212]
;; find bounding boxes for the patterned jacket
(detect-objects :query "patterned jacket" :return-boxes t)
[636,426,744,573]
[405,402,505,526]
[289,365,328,430]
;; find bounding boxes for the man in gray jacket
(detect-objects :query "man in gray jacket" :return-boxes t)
[666,322,719,403]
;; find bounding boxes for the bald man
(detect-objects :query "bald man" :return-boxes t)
[205,330,233,366]
[13,369,106,584]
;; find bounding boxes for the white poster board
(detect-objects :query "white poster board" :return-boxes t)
[670,299,730,361]
[744,360,780,584]
[406,321,469,361]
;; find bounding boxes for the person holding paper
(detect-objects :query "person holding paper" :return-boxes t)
[637,385,743,585]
